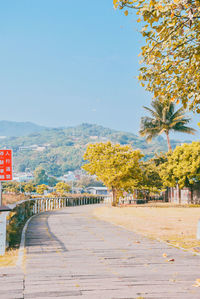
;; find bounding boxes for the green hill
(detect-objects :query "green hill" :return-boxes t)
[0,120,46,137]
[0,123,182,176]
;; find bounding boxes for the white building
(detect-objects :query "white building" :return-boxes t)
[87,187,108,195]
[13,173,34,182]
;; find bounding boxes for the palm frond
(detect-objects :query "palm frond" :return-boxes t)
[143,106,160,120]
[139,99,195,146]
[172,125,196,134]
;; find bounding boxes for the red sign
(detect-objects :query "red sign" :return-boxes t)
[0,150,13,181]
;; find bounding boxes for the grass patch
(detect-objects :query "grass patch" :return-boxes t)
[94,204,200,251]
[7,200,34,249]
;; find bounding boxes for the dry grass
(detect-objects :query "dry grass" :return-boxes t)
[2,193,29,205]
[94,204,200,252]
[0,249,18,267]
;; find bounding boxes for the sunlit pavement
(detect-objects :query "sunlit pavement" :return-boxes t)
[1,205,200,298]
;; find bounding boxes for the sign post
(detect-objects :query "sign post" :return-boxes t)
[0,150,13,255]
[0,149,13,206]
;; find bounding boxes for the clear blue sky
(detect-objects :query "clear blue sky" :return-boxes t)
[0,0,199,140]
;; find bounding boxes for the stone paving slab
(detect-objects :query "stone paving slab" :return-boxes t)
[1,205,200,298]
[22,205,200,298]
[0,268,24,298]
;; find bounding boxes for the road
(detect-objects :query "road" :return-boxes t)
[1,205,200,298]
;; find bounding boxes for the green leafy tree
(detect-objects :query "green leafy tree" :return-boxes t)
[48,177,58,187]
[139,100,195,150]
[82,142,143,205]
[55,182,71,195]
[159,142,200,203]
[34,167,48,185]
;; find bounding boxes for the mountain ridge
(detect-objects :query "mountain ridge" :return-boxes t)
[0,120,46,137]
[0,120,194,143]
[0,122,185,176]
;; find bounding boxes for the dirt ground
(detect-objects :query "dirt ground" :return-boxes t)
[94,204,200,252]
[0,249,18,267]
[2,193,29,205]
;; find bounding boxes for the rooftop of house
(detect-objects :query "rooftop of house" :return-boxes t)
[87,187,107,191]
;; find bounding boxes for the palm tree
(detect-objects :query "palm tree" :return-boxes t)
[139,100,196,151]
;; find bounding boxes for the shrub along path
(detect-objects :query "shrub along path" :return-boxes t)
[1,205,200,298]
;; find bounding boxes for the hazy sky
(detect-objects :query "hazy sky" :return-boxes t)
[0,1,199,140]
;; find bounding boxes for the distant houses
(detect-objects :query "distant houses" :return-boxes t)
[87,187,108,195]
[13,172,34,182]
[18,144,50,152]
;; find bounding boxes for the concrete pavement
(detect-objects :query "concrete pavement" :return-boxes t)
[1,205,200,298]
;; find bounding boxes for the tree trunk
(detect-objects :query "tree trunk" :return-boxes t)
[147,192,150,202]
[191,185,193,204]
[165,131,172,151]
[178,184,181,204]
[169,187,173,202]
[166,187,169,202]
[112,187,117,206]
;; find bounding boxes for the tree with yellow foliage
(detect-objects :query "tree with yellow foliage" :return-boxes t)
[114,0,200,113]
[55,182,71,195]
[24,183,36,194]
[140,159,163,195]
[82,142,143,205]
[36,184,48,195]
[159,142,200,203]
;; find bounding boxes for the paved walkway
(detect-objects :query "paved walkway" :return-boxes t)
[1,205,200,298]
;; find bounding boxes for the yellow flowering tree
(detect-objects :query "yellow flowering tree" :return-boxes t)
[114,0,200,113]
[159,142,200,202]
[82,142,143,205]
[36,184,48,195]
[24,183,36,194]
[55,182,71,195]
[140,160,163,196]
